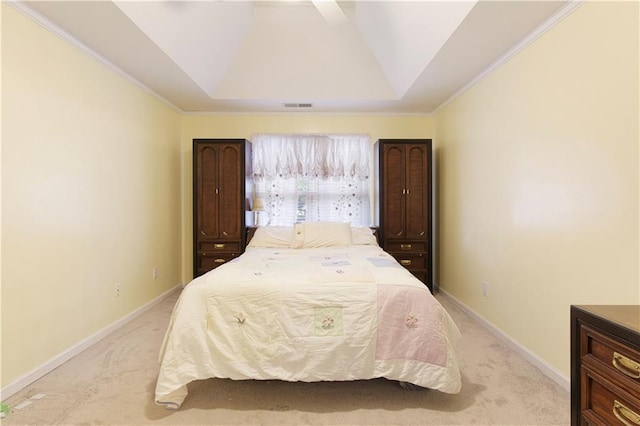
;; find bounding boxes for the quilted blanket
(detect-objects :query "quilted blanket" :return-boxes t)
[155,245,461,409]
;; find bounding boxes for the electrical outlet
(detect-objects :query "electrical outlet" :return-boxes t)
[482,281,488,297]
[115,283,120,297]
[152,267,159,280]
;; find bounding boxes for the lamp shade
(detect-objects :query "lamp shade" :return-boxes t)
[252,197,265,211]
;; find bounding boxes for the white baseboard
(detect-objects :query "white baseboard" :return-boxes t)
[1,284,182,400]
[438,289,570,393]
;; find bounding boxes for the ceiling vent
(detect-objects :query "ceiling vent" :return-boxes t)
[283,103,313,108]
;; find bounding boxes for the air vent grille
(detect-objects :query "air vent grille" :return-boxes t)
[283,103,313,108]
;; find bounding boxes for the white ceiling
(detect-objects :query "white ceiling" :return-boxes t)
[18,0,576,114]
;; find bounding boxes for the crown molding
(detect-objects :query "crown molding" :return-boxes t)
[433,0,585,114]
[7,0,184,114]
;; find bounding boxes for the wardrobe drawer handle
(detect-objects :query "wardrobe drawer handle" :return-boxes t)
[613,400,640,426]
[613,351,640,379]
[400,260,412,266]
[400,244,412,250]
[214,259,226,264]
[214,244,225,249]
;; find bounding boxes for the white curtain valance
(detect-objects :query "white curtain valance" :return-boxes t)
[252,134,370,179]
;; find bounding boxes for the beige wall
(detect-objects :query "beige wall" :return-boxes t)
[180,114,435,282]
[1,5,182,388]
[435,0,639,378]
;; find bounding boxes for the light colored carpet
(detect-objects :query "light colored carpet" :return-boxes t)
[2,291,569,425]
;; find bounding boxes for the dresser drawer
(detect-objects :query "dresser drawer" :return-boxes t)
[385,241,427,253]
[199,241,242,253]
[581,365,640,425]
[581,325,640,398]
[572,306,640,426]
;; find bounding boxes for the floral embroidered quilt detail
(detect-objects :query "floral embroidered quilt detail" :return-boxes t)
[405,313,419,328]
[314,307,343,336]
[321,315,335,330]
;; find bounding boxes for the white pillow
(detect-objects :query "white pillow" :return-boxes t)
[351,226,378,245]
[247,226,294,248]
[292,222,352,248]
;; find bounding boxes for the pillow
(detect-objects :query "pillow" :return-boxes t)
[351,226,378,245]
[292,222,352,248]
[247,226,294,248]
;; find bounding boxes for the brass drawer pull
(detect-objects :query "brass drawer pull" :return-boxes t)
[400,244,412,250]
[214,244,225,249]
[613,400,640,426]
[214,259,226,264]
[400,260,412,266]
[613,351,640,379]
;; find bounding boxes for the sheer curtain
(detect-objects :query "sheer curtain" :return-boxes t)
[252,134,371,226]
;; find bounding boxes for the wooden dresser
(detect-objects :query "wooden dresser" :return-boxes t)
[375,139,433,292]
[571,305,640,425]
[193,139,251,277]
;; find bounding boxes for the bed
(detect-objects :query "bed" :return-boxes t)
[155,223,461,409]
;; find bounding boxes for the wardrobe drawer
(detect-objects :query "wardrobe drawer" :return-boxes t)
[581,325,640,398]
[385,241,427,253]
[199,241,242,253]
[389,253,427,270]
[197,253,239,271]
[581,365,640,426]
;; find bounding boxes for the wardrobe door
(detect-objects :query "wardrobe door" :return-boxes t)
[404,144,429,240]
[218,143,243,240]
[381,143,405,239]
[196,144,220,239]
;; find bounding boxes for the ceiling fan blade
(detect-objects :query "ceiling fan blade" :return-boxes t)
[310,0,347,26]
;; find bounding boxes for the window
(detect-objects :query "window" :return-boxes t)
[252,134,371,226]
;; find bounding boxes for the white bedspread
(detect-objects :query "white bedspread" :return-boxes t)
[155,245,461,409]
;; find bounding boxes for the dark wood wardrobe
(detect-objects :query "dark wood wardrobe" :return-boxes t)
[192,139,251,277]
[376,139,433,292]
